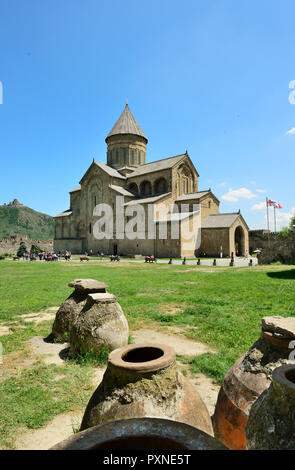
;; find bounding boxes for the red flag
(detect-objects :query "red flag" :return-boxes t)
[268,199,283,208]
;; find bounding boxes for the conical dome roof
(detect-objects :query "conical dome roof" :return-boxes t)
[106,104,148,142]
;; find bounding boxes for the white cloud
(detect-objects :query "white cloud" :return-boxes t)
[252,202,266,211]
[286,127,295,135]
[221,187,256,202]
[264,207,295,230]
[218,182,227,187]
[276,207,295,224]
[256,189,267,193]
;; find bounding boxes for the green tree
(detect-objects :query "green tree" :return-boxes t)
[17,242,27,257]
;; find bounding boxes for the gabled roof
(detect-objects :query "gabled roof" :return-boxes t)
[202,212,248,229]
[126,154,186,178]
[106,104,148,142]
[79,161,126,184]
[109,184,135,197]
[54,209,72,218]
[69,185,81,193]
[94,162,126,179]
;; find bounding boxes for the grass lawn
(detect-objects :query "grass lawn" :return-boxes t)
[0,259,294,448]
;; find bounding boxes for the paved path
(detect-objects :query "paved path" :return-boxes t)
[117,257,258,267]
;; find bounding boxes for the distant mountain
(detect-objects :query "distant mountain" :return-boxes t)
[0,199,54,240]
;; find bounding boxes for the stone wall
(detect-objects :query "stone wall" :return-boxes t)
[253,231,295,264]
[0,235,53,255]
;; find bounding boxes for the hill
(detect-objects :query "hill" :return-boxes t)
[0,200,54,240]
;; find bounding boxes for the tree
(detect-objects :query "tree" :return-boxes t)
[17,242,27,257]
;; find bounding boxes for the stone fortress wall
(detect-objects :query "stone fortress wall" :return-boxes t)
[249,229,295,264]
[0,234,53,255]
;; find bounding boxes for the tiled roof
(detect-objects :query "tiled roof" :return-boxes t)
[124,192,171,206]
[202,213,241,228]
[127,154,186,178]
[157,210,199,223]
[109,184,135,197]
[94,162,126,179]
[176,191,211,201]
[106,104,147,142]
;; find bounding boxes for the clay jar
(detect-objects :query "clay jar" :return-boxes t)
[213,316,295,450]
[51,279,108,342]
[51,418,227,451]
[69,293,129,356]
[80,343,213,436]
[246,364,295,450]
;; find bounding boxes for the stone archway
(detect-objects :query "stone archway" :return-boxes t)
[140,180,152,196]
[128,182,139,195]
[234,225,245,256]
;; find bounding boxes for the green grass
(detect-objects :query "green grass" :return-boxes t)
[0,363,94,449]
[0,260,294,447]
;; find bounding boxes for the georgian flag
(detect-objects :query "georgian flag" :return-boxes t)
[268,199,283,208]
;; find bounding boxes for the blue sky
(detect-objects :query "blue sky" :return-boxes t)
[0,0,294,229]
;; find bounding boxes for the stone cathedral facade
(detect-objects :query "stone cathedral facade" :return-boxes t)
[54,104,249,257]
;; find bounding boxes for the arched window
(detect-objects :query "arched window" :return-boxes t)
[128,183,139,194]
[140,180,152,196]
[154,178,167,194]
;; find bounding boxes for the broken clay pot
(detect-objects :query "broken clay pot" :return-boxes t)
[213,316,295,450]
[51,279,108,342]
[69,292,129,356]
[80,343,213,436]
[246,364,295,450]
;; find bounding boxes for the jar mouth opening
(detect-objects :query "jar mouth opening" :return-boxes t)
[273,364,295,391]
[122,347,164,363]
[108,343,176,372]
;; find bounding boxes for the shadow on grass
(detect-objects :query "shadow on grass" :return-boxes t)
[266,269,295,280]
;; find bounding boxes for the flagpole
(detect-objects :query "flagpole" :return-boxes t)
[266,197,270,247]
[274,205,277,235]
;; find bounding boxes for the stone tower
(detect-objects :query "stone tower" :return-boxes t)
[105,103,148,169]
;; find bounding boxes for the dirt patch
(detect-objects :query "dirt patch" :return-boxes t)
[21,307,59,324]
[16,411,85,450]
[132,329,214,357]
[158,303,184,316]
[0,326,12,336]
[0,349,37,380]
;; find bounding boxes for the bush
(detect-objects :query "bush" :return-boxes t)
[17,242,27,258]
[278,226,292,239]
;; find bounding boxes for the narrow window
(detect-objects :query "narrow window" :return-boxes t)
[89,223,92,234]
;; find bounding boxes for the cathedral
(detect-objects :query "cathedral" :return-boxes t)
[54,104,249,258]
